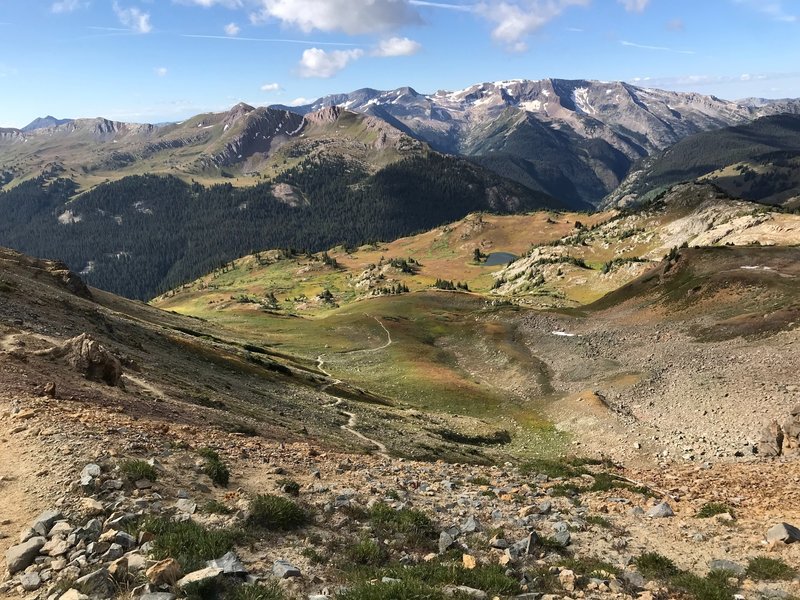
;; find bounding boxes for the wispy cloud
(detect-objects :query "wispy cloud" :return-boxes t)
[51,0,89,14]
[155,67,168,77]
[476,0,590,52]
[620,40,695,55]
[298,47,364,78]
[260,82,281,92]
[224,22,240,36]
[630,71,800,89]
[409,0,475,10]
[733,0,797,22]
[180,33,359,46]
[289,97,310,107]
[373,36,422,57]
[113,2,153,34]
[618,0,649,12]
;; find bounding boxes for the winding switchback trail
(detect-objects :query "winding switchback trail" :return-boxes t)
[315,315,392,458]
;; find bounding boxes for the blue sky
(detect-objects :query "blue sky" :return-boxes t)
[1,0,799,127]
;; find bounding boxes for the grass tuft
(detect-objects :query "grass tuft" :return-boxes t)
[696,502,734,519]
[337,580,444,600]
[344,538,389,567]
[588,472,629,492]
[227,582,288,600]
[199,448,230,487]
[671,570,735,600]
[521,458,584,479]
[247,494,309,531]
[140,517,241,572]
[584,515,612,529]
[201,499,233,515]
[634,552,680,580]
[745,556,797,581]
[368,502,437,551]
[119,459,157,482]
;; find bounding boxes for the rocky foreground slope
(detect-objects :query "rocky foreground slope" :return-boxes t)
[1,362,800,600]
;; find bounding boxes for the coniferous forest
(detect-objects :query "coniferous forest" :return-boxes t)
[0,154,558,299]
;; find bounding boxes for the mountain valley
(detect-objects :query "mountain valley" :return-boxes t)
[1,76,800,600]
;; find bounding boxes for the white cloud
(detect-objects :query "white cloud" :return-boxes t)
[620,40,695,55]
[113,2,152,34]
[224,22,241,35]
[476,0,589,51]
[298,47,364,78]
[733,0,797,22]
[250,0,420,34]
[618,0,649,12]
[51,0,88,14]
[155,67,168,77]
[289,97,310,106]
[374,36,422,57]
[260,82,281,91]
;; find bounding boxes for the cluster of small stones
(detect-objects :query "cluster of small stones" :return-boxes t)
[3,444,800,600]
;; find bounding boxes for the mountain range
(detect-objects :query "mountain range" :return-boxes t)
[4,78,800,208]
[277,78,800,205]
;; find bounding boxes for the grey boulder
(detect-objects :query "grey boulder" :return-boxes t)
[766,522,800,544]
[5,536,46,574]
[647,502,675,518]
[272,560,301,579]
[207,551,248,575]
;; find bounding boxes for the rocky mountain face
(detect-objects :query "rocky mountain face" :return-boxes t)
[0,101,441,193]
[603,114,800,209]
[279,79,800,205]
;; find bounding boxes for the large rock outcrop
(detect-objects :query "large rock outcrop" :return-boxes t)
[37,334,122,386]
